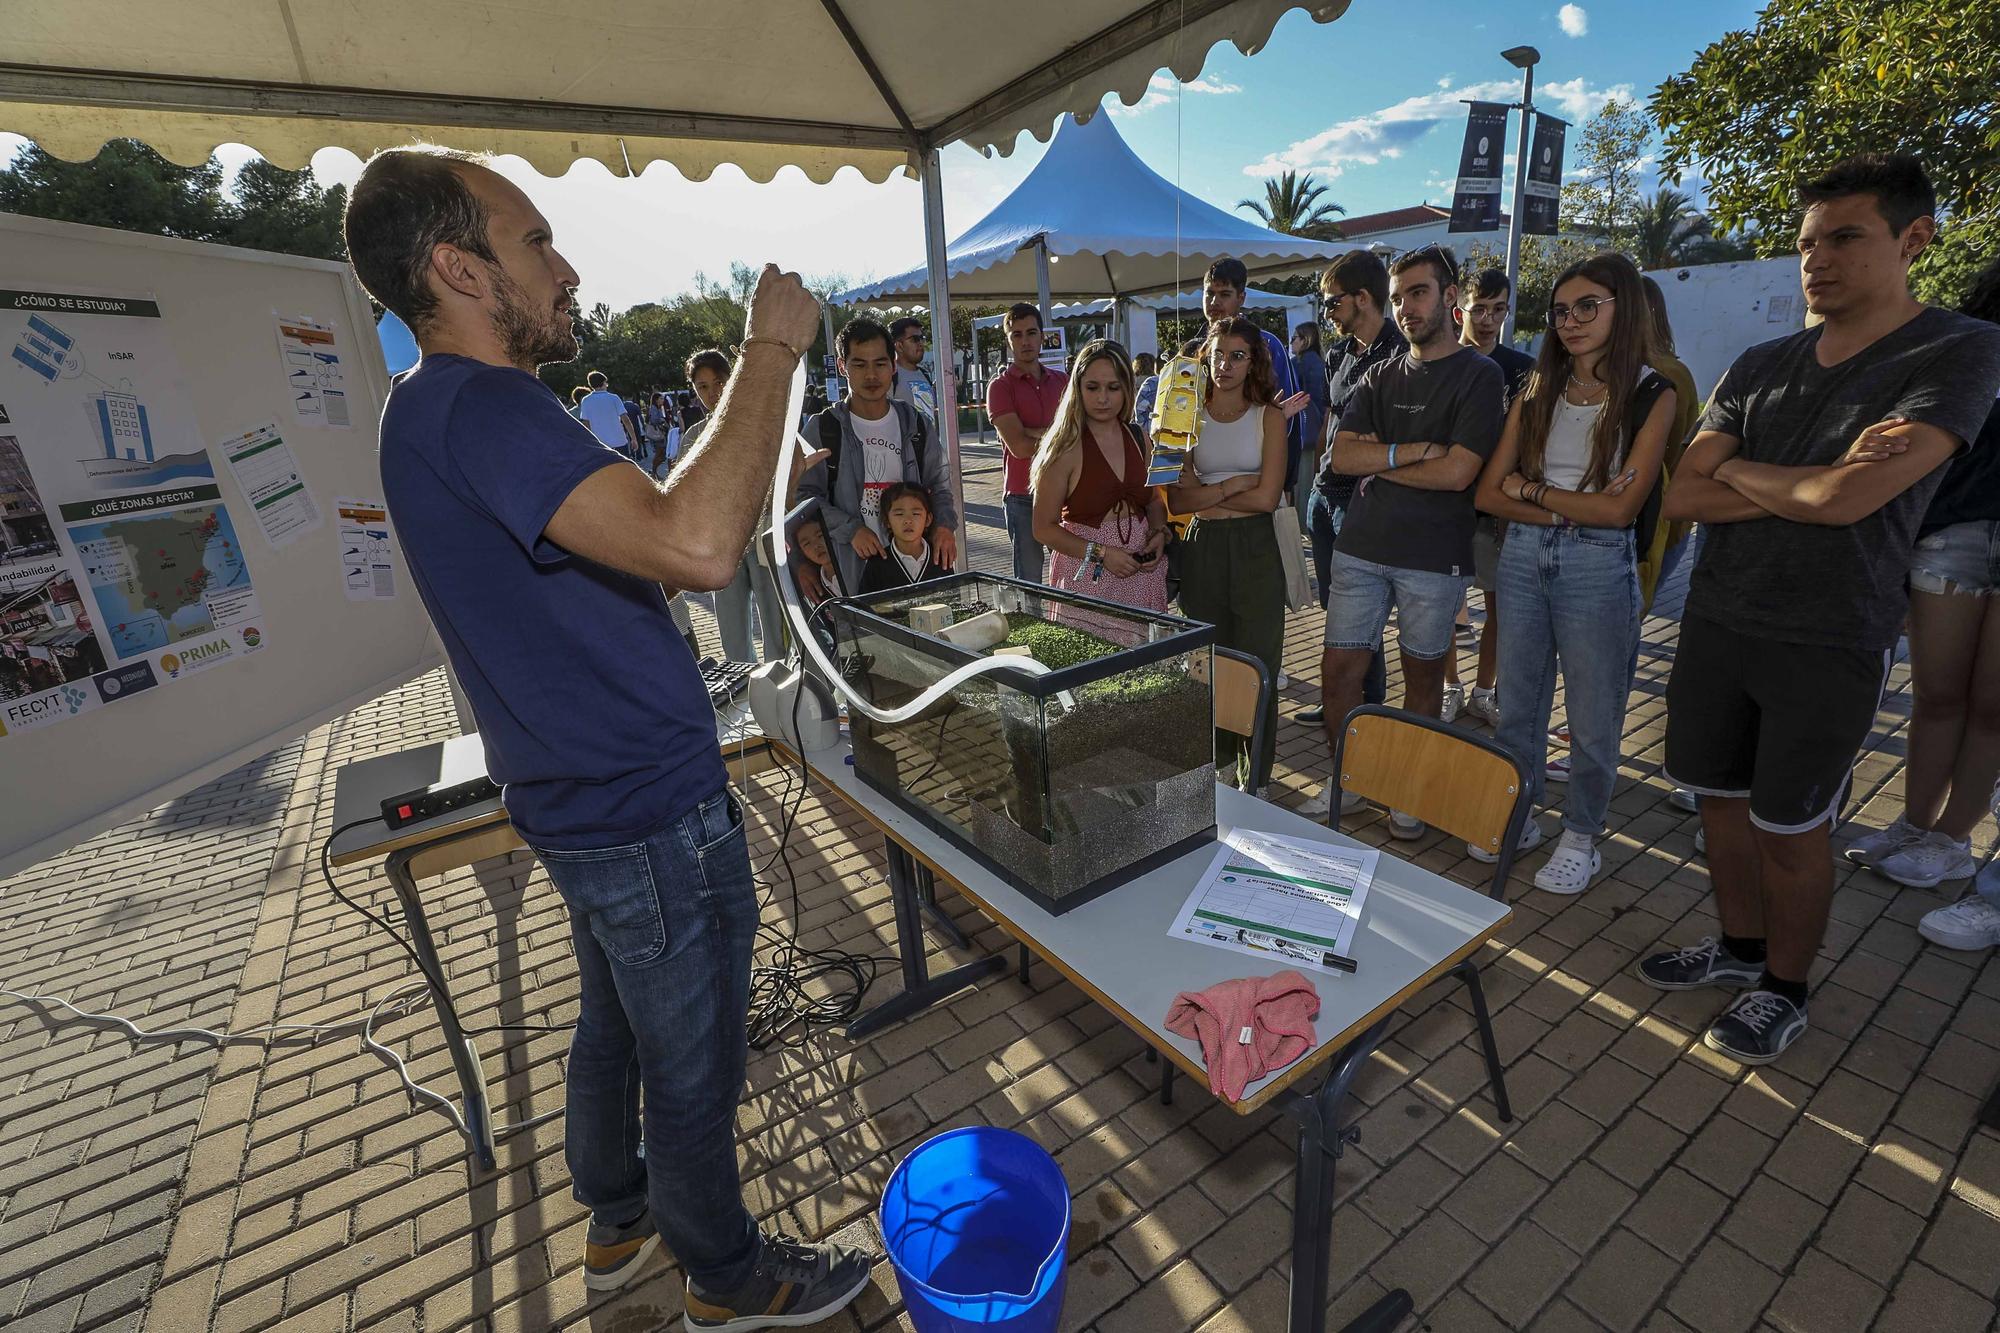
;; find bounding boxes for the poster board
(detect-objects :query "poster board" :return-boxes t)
[0,214,442,879]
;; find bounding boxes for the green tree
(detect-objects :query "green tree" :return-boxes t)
[0,139,227,240]
[0,140,350,262]
[1235,170,1345,240]
[220,158,347,260]
[1628,187,1713,268]
[1458,235,1601,338]
[1650,0,2000,305]
[1558,98,1653,247]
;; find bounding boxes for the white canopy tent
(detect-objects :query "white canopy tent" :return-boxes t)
[0,0,1352,546]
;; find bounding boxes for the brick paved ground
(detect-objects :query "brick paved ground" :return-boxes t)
[1,432,1996,1332]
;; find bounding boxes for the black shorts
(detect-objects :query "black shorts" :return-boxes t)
[1663,614,1890,834]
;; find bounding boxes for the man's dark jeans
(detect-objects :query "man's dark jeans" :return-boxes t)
[527,786,761,1292]
[1307,486,1387,706]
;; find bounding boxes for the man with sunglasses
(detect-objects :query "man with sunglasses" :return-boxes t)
[1298,250,1404,744]
[888,315,937,422]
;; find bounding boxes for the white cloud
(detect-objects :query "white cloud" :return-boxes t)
[1243,77,1635,181]
[1558,4,1589,37]
[1107,71,1242,117]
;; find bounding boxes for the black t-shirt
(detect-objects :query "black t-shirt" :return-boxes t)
[1316,322,1410,506]
[1921,395,2000,533]
[1689,307,2000,649]
[1485,343,1537,409]
[1334,346,1506,576]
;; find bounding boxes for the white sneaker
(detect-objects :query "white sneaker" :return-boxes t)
[1876,830,1978,889]
[1311,784,1367,818]
[1389,810,1426,840]
[1668,787,1698,813]
[1534,829,1603,895]
[1694,826,1707,858]
[1466,687,1500,726]
[1843,815,1916,867]
[1441,684,1467,722]
[1919,887,2000,952]
[1467,817,1544,864]
[1545,754,1571,783]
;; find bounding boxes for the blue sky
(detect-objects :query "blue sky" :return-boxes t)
[3,0,1766,312]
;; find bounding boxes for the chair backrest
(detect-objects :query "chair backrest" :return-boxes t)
[1207,647,1272,790]
[1332,705,1531,898]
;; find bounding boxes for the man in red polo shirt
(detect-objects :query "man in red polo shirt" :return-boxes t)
[987,302,1068,582]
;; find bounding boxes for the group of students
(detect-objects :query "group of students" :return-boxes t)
[795,151,2000,1071]
[569,370,702,478]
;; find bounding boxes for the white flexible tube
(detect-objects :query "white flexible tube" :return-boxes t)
[769,361,1055,725]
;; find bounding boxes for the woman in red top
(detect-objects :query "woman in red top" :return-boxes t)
[1029,340,1171,612]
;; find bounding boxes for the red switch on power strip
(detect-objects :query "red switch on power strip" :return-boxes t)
[398,804,414,820]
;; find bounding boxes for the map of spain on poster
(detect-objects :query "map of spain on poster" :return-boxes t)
[63,486,260,659]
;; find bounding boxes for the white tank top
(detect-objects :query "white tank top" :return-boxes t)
[1192,403,1267,484]
[1542,397,1604,492]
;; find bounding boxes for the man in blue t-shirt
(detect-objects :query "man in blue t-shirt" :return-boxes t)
[344,147,868,1331]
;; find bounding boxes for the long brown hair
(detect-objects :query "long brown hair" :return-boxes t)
[1201,316,1278,406]
[1516,252,1655,493]
[1031,339,1135,494]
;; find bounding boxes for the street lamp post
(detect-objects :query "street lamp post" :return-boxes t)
[1500,44,1540,346]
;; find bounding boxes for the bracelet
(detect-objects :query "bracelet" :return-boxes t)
[740,335,805,362]
[1387,443,1398,471]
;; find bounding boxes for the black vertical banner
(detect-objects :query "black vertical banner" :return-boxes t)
[1521,115,1568,236]
[1447,102,1509,233]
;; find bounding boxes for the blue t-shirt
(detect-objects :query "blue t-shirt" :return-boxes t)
[379,354,726,849]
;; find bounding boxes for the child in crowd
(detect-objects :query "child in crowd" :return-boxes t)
[860,483,952,592]
[791,514,841,609]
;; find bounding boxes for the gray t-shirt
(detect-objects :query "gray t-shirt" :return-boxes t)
[1689,306,2000,649]
[1333,347,1506,575]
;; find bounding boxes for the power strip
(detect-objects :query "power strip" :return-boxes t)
[379,774,502,829]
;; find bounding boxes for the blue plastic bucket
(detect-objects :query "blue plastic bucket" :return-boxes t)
[880,1127,1071,1333]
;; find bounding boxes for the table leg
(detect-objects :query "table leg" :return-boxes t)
[844,844,1004,1040]
[384,849,497,1172]
[914,863,971,949]
[1281,1016,1409,1333]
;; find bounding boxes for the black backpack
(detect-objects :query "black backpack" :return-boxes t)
[817,402,930,497]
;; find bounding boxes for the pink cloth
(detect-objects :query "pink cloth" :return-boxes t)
[986,362,1068,495]
[1165,970,1321,1102]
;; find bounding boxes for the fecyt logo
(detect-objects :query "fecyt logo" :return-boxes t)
[61,684,89,714]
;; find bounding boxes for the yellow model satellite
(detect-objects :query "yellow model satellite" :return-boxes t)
[1147,353,1205,485]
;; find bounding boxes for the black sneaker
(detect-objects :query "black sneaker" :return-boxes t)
[1637,937,1763,991]
[683,1232,871,1331]
[1295,706,1326,725]
[1703,989,1808,1065]
[584,1212,661,1292]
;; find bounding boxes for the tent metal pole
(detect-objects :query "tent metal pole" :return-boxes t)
[1501,60,1536,346]
[919,145,967,570]
[1035,238,1053,332]
[822,305,838,396]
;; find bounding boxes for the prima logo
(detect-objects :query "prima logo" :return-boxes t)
[183,639,231,666]
[159,652,182,678]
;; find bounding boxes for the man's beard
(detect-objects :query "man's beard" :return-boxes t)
[1402,304,1450,347]
[492,268,578,368]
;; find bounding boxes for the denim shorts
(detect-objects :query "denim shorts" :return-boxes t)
[1910,519,2000,597]
[1322,548,1471,661]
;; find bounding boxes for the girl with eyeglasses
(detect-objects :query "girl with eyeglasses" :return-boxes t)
[1473,253,1679,893]
[1164,316,1290,790]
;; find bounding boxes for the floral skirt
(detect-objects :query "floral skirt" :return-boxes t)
[1046,510,1170,615]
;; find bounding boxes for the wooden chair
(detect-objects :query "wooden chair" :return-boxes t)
[1210,646,1273,793]
[1330,704,1532,1121]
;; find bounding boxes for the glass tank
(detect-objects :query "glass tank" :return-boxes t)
[827,573,1217,914]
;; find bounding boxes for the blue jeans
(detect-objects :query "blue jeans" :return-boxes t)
[1004,492,1044,583]
[717,546,785,662]
[1494,525,1642,836]
[1308,488,1385,705]
[527,786,761,1291]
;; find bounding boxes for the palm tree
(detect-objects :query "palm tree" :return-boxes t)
[1630,188,1714,269]
[1236,170,1345,240]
